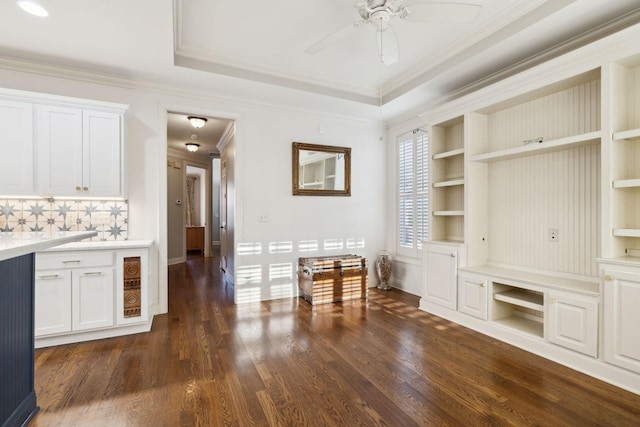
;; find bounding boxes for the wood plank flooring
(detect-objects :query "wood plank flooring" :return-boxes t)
[31,253,640,426]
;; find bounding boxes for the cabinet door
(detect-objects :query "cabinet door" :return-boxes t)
[458,273,487,320]
[83,110,122,197]
[115,250,148,325]
[424,243,459,310]
[604,270,640,373]
[34,270,72,336]
[547,293,598,358]
[72,267,114,331]
[0,99,34,195]
[36,104,83,196]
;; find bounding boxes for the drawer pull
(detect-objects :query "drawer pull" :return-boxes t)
[38,274,60,279]
[481,282,486,288]
[83,272,103,276]
[604,275,613,281]
[62,260,81,264]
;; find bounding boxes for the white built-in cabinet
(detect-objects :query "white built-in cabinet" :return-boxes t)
[457,271,487,320]
[35,251,114,336]
[0,89,127,198]
[0,99,34,195]
[601,263,640,374]
[36,105,124,197]
[34,245,150,348]
[416,31,640,393]
[547,290,599,358]
[422,242,465,310]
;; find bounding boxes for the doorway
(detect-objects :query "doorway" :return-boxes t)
[166,112,234,266]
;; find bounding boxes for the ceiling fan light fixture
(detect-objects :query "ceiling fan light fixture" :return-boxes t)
[188,116,207,128]
[186,143,200,152]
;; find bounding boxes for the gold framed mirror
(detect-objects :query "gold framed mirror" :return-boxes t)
[292,142,351,196]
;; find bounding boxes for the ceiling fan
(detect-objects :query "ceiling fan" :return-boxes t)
[305,1,482,65]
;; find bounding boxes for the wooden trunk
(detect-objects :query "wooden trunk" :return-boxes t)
[298,255,368,305]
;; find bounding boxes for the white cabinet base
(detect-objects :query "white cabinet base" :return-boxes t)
[603,266,640,374]
[458,272,488,320]
[34,244,152,348]
[423,242,465,310]
[35,320,153,349]
[547,292,598,358]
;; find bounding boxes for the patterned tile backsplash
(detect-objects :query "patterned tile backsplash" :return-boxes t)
[0,198,128,241]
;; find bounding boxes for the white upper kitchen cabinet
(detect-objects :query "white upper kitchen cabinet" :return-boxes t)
[36,104,124,198]
[0,99,34,195]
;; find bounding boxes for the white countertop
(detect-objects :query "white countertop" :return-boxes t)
[0,231,97,262]
[42,239,153,252]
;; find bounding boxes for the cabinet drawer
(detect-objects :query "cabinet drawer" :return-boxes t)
[36,251,114,270]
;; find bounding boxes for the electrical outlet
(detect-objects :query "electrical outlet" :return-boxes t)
[549,229,559,242]
[91,212,111,225]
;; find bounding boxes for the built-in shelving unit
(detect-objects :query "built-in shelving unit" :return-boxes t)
[430,116,465,242]
[470,131,601,163]
[492,283,544,338]
[464,69,602,278]
[416,27,640,395]
[606,55,640,256]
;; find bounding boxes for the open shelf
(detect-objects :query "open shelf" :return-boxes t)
[494,316,544,337]
[613,179,640,188]
[433,148,464,160]
[433,179,464,188]
[494,289,544,311]
[433,210,464,216]
[470,131,601,163]
[613,128,640,141]
[613,229,640,237]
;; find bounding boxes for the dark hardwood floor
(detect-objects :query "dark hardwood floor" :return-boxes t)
[31,252,640,426]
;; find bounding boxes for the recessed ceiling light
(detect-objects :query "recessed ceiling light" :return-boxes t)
[17,1,49,17]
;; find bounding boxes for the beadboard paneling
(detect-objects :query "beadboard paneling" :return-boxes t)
[488,145,600,277]
[487,80,601,152]
[630,66,640,129]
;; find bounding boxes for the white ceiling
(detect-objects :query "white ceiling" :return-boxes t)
[0,0,639,124]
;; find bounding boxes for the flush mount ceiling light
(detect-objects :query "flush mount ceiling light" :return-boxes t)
[17,1,49,17]
[188,116,207,128]
[186,143,200,152]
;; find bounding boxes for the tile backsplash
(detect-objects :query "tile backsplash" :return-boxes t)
[0,198,128,241]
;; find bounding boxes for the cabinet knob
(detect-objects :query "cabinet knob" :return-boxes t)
[604,275,613,281]
[550,298,557,304]
[481,282,486,288]
[76,186,81,191]
[450,253,456,258]
[83,186,89,191]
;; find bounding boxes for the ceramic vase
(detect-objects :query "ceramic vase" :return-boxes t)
[375,251,392,290]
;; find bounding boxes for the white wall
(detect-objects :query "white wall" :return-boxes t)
[0,65,386,309]
[234,106,386,302]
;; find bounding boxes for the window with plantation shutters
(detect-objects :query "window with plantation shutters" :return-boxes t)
[397,130,429,257]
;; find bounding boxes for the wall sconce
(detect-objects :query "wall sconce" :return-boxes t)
[186,143,200,152]
[188,116,207,128]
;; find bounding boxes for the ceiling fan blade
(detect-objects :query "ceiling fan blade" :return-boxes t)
[305,21,364,54]
[404,2,482,23]
[376,25,399,66]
